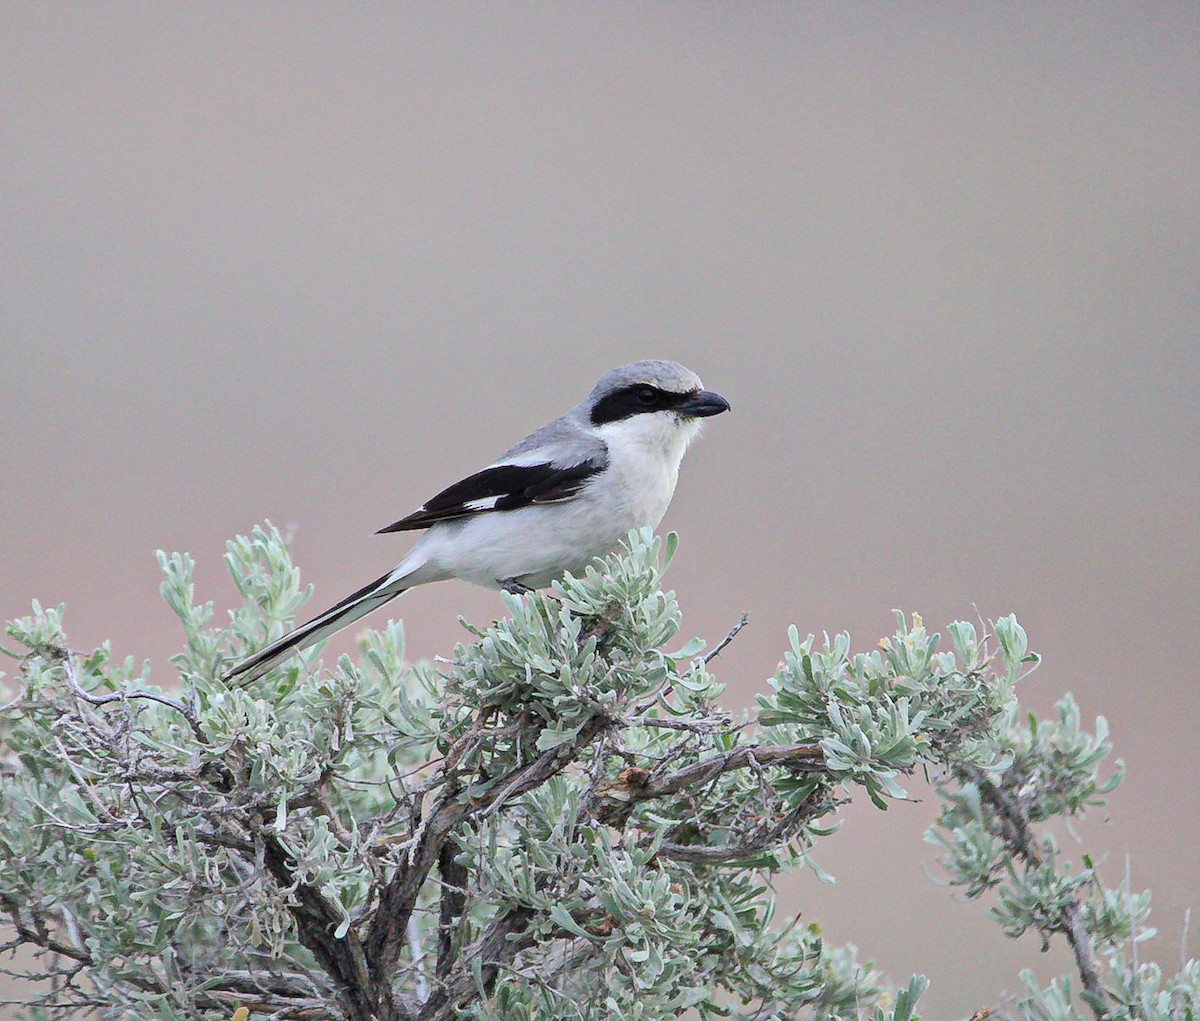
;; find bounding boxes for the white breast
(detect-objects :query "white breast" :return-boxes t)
[593,411,702,529]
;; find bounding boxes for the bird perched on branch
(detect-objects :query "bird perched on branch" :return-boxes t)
[226,360,730,682]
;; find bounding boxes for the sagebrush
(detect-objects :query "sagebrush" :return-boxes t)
[0,527,1194,1021]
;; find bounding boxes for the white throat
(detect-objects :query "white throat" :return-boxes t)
[593,412,702,528]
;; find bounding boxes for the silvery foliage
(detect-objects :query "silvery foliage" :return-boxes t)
[0,525,1193,1021]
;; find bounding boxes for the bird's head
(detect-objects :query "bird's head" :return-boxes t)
[583,360,730,456]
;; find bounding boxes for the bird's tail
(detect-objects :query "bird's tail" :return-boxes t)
[225,566,413,683]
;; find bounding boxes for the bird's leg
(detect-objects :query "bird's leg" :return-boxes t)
[497,578,533,596]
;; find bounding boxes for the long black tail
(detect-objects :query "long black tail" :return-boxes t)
[225,569,408,683]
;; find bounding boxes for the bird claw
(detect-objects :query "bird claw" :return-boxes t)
[497,578,533,596]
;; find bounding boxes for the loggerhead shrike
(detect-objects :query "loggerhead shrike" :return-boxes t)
[226,360,729,682]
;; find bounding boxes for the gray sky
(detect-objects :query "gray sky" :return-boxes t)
[3,5,1198,1015]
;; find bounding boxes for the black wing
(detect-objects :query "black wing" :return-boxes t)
[376,455,607,533]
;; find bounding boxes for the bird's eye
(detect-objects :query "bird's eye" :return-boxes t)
[636,387,659,406]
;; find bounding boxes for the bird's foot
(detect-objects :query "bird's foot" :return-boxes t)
[497,578,534,596]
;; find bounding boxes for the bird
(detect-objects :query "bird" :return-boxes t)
[225,360,730,682]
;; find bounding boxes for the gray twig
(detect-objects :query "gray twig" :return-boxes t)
[703,611,751,664]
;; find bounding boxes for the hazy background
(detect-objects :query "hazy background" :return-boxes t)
[2,4,1197,1016]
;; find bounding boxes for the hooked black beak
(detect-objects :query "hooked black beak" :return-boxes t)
[676,389,731,418]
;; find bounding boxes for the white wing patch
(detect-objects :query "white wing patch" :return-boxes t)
[462,497,502,512]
